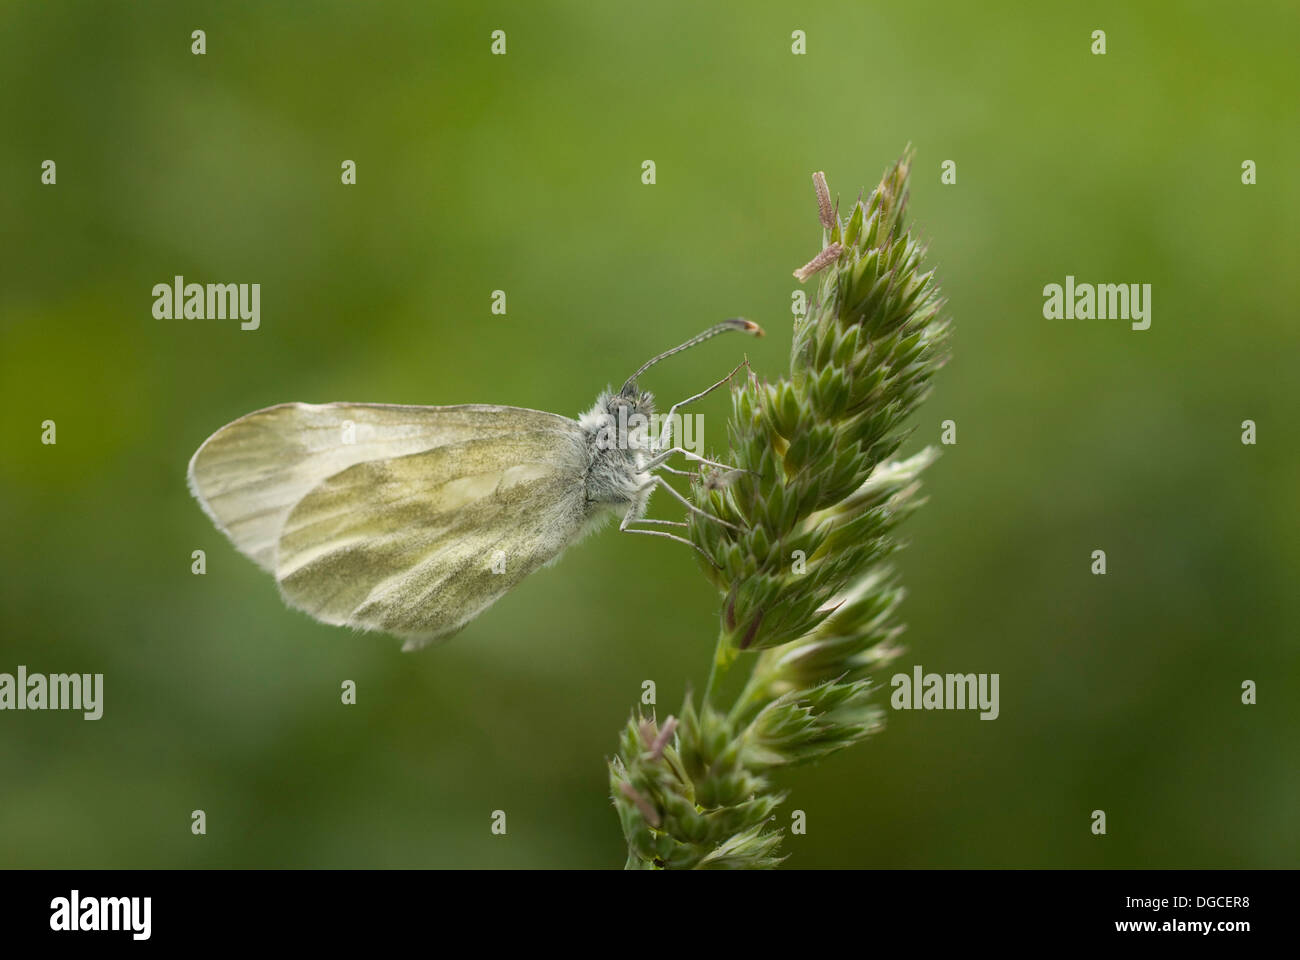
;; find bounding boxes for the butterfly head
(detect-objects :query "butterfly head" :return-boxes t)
[579,387,657,452]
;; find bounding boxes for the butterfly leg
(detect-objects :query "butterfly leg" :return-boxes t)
[619,504,718,566]
[643,446,747,475]
[654,359,750,451]
[642,474,743,531]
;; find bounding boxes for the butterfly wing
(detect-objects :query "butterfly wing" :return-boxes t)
[188,402,591,648]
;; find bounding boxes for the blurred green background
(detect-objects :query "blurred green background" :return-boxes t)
[2,1,1296,868]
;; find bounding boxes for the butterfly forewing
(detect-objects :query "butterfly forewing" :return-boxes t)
[188,402,589,647]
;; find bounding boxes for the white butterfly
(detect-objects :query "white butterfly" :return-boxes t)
[188,319,761,650]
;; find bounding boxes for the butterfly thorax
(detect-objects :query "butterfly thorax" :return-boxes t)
[579,386,656,512]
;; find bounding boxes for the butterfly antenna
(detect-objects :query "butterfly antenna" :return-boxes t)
[621,317,764,393]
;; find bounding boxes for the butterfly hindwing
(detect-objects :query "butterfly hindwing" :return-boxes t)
[275,429,589,648]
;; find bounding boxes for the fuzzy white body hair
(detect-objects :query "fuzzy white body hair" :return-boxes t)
[578,387,658,526]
